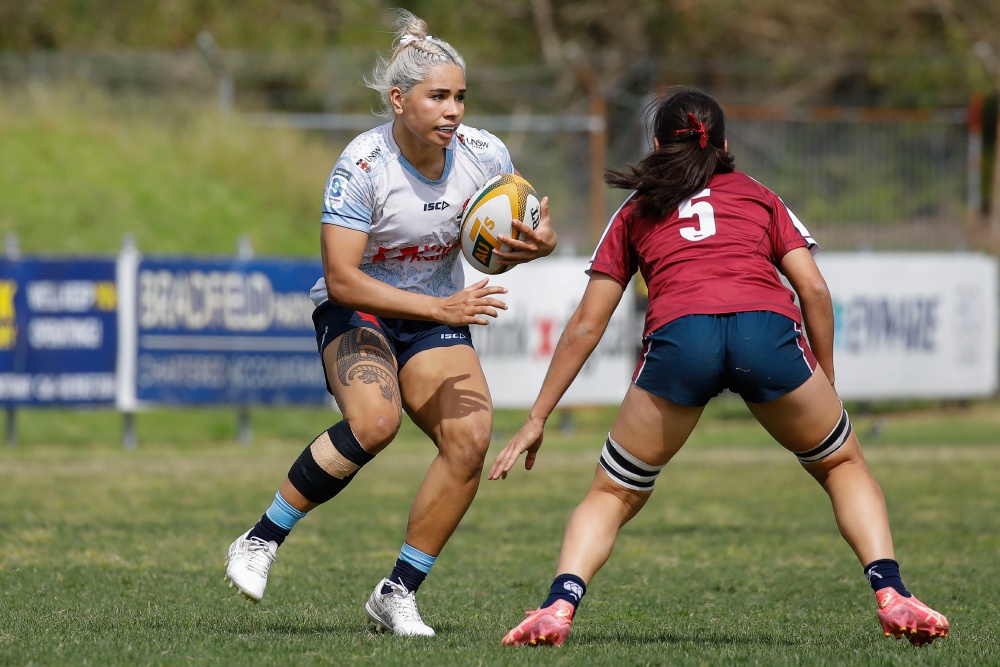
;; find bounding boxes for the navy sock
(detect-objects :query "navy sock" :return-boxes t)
[864,558,911,597]
[541,573,587,612]
[248,514,290,546]
[384,559,427,594]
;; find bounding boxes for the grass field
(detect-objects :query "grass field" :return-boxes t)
[1,402,998,666]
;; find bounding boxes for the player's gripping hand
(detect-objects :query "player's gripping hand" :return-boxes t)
[493,196,557,266]
[488,415,545,480]
[435,278,507,326]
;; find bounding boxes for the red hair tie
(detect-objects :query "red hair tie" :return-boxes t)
[674,113,709,149]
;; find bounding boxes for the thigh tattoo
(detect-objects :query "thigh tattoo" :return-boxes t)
[336,328,398,405]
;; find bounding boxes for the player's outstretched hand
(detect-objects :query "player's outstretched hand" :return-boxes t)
[488,416,545,480]
[493,196,556,265]
[436,278,507,326]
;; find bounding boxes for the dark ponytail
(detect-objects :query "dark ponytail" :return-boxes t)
[605,87,735,219]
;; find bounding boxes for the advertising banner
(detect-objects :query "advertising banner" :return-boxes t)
[818,253,998,399]
[0,258,118,405]
[464,257,639,408]
[132,257,326,405]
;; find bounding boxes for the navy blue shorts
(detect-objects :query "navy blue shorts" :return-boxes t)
[633,312,817,406]
[312,300,474,395]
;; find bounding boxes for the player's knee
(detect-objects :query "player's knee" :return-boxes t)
[348,412,401,453]
[441,419,491,476]
[598,435,664,492]
[287,420,376,504]
[795,407,852,466]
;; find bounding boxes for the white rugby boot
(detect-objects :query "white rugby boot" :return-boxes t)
[224,530,277,603]
[364,578,436,637]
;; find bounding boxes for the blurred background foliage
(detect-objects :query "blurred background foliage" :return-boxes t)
[1,0,997,105]
[1,0,999,256]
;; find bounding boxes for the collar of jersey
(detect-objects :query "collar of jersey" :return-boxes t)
[394,139,455,186]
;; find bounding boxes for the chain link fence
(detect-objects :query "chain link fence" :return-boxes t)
[0,50,980,253]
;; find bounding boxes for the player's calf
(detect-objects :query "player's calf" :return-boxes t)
[288,420,375,503]
[224,420,376,603]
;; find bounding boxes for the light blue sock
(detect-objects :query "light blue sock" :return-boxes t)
[265,491,307,531]
[399,542,436,573]
[383,543,437,594]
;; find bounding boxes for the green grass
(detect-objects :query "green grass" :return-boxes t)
[1,402,998,665]
[1,81,998,665]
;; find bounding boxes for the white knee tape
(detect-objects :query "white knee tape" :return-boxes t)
[598,435,664,491]
[796,408,852,465]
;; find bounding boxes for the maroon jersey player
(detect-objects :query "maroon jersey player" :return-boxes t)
[490,86,948,648]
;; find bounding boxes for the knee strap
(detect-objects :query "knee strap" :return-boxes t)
[598,435,664,491]
[288,420,374,504]
[796,408,852,465]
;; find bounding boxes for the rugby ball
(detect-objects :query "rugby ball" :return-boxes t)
[460,174,541,275]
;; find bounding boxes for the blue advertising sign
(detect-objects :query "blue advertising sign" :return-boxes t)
[134,257,327,405]
[0,258,118,405]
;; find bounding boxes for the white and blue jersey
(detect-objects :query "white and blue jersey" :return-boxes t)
[310,122,515,307]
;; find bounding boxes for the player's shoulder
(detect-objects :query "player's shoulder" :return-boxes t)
[337,122,395,177]
[452,124,510,162]
[715,171,783,204]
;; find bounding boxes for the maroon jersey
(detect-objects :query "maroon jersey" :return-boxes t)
[589,171,817,337]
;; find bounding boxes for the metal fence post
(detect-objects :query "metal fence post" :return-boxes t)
[4,405,14,447]
[196,31,234,113]
[117,233,141,449]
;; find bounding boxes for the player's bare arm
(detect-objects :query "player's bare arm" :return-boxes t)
[488,274,624,480]
[780,247,835,385]
[493,195,557,265]
[322,224,507,326]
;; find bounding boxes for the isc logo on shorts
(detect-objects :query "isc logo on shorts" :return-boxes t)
[441,333,467,340]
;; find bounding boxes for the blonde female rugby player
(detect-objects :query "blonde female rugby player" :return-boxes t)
[223,8,556,637]
[490,87,948,648]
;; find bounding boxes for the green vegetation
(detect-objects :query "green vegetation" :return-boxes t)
[0,87,331,256]
[7,395,1000,449]
[2,404,997,666]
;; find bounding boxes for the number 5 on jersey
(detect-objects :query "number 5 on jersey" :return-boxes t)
[678,188,716,241]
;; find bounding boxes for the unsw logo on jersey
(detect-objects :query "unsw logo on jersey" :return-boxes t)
[355,146,382,172]
[456,133,489,150]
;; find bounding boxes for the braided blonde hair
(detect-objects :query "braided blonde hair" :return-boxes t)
[365,9,466,118]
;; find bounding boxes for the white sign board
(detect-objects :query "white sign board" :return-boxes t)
[464,257,637,408]
[817,253,998,399]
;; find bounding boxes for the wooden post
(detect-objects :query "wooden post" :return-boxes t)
[566,50,608,245]
[990,89,1000,257]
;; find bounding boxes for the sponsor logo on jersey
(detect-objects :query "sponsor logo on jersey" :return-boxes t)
[327,169,351,209]
[456,133,489,150]
[423,201,450,211]
[371,241,459,263]
[355,146,382,172]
